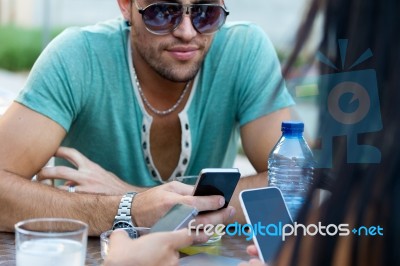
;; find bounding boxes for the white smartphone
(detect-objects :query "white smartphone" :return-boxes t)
[239,187,293,263]
[192,168,241,210]
[150,204,198,233]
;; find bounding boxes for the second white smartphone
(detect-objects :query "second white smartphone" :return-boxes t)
[150,204,198,233]
[239,187,293,263]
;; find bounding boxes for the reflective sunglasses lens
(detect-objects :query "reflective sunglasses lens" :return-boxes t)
[191,5,227,34]
[142,4,183,34]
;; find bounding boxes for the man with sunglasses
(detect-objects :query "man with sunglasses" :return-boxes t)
[0,0,293,234]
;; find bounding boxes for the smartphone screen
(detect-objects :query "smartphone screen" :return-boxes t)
[239,187,293,263]
[192,168,241,210]
[150,204,198,233]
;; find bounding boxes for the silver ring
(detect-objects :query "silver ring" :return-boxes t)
[68,185,76,193]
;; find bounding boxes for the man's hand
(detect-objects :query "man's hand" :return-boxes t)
[36,147,141,195]
[132,181,235,228]
[104,229,194,266]
[238,245,268,266]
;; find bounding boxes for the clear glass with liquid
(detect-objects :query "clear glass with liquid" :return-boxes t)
[15,218,88,266]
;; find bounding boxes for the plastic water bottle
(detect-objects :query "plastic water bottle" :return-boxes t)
[268,121,314,220]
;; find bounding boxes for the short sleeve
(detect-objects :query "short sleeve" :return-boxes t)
[212,22,295,126]
[15,28,91,132]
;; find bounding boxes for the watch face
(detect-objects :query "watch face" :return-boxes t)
[113,221,132,229]
[112,222,138,239]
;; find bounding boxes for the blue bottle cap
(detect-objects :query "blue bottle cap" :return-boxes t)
[281,121,304,133]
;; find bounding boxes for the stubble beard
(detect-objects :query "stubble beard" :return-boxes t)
[130,29,211,83]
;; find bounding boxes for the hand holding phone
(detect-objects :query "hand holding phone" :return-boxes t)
[239,187,293,263]
[150,204,198,233]
[192,168,241,210]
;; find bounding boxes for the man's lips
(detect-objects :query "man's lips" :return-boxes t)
[167,46,199,61]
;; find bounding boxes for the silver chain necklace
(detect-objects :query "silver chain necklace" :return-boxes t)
[133,68,191,116]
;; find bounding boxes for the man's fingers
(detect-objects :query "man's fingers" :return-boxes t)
[109,229,130,242]
[110,229,193,251]
[193,206,235,226]
[246,245,259,256]
[164,229,194,250]
[189,230,210,244]
[239,259,267,266]
[54,147,89,168]
[109,230,193,252]
[181,194,225,212]
[166,181,194,195]
[36,166,81,183]
[57,185,77,192]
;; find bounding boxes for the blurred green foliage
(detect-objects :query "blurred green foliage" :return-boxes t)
[276,49,307,69]
[0,25,62,71]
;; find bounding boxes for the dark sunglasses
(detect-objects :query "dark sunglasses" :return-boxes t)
[134,2,229,35]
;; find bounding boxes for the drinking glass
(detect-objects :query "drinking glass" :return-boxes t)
[15,218,88,266]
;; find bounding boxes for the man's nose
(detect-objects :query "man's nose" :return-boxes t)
[172,13,197,41]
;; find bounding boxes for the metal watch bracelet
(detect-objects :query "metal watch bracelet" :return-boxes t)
[114,192,137,227]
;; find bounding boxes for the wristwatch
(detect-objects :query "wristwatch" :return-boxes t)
[112,192,138,230]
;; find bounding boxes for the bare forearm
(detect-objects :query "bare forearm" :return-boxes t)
[0,170,120,236]
[228,171,267,224]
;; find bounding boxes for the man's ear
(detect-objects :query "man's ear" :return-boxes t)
[117,0,132,21]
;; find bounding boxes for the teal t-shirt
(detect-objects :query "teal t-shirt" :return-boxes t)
[16,18,294,187]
